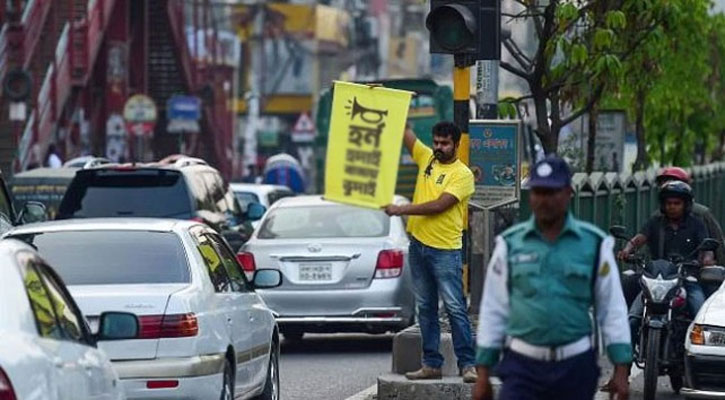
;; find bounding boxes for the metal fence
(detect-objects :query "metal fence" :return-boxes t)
[516,163,725,233]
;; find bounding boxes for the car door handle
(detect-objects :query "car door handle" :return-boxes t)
[248,314,255,322]
[227,317,233,325]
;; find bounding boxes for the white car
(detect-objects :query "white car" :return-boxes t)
[683,266,725,399]
[230,184,294,228]
[7,219,283,400]
[240,195,415,340]
[0,238,137,400]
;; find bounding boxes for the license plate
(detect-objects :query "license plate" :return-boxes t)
[710,331,725,346]
[298,263,332,281]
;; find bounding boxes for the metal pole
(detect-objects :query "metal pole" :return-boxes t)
[453,55,471,295]
[469,60,499,313]
[475,60,499,119]
[242,4,262,173]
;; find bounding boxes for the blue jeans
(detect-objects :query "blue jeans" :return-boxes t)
[409,237,475,369]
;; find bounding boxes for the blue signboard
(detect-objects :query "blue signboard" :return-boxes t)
[167,95,201,121]
[469,120,521,208]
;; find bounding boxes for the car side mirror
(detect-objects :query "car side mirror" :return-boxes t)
[609,225,629,241]
[246,203,266,221]
[95,312,139,341]
[253,269,282,289]
[17,201,47,225]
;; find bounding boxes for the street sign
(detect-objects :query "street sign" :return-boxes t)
[291,112,316,143]
[167,95,201,121]
[167,95,201,134]
[167,119,201,134]
[123,94,157,123]
[126,121,155,137]
[469,120,521,209]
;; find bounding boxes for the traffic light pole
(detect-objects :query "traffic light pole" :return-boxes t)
[453,54,473,295]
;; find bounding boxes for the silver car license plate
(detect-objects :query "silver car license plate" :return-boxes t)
[299,263,332,281]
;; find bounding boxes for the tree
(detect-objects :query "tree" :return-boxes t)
[501,0,683,157]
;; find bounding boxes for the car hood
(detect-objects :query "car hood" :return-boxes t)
[696,287,725,326]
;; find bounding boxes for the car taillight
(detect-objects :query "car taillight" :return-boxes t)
[0,367,16,400]
[237,251,256,274]
[375,250,404,279]
[138,313,198,339]
[190,217,205,223]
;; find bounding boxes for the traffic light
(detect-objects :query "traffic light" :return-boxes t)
[425,0,500,60]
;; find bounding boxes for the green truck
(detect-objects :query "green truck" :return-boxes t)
[314,79,454,199]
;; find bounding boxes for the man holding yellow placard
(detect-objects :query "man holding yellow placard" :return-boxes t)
[384,121,477,383]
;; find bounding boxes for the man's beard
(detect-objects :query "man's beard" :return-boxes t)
[434,149,454,162]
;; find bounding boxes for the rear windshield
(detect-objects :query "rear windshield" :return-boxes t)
[9,230,190,285]
[234,192,260,211]
[58,170,193,219]
[258,205,390,239]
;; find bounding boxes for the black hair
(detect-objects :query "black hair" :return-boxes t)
[432,121,461,144]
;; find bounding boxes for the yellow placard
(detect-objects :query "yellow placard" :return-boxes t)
[324,81,413,209]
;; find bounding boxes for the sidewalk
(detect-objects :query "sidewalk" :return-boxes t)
[345,355,619,400]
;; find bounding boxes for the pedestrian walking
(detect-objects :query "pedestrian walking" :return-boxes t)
[473,156,631,400]
[383,121,477,383]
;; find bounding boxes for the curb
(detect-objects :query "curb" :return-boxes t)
[344,384,377,400]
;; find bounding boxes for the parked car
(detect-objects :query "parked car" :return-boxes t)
[230,183,294,228]
[240,195,415,340]
[0,238,138,400]
[10,167,79,219]
[6,218,282,400]
[56,157,260,250]
[683,265,725,399]
[0,167,48,233]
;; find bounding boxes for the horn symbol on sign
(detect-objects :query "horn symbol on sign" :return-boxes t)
[345,97,389,124]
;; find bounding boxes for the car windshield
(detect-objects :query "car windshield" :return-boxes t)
[10,230,190,285]
[58,169,193,219]
[234,191,260,210]
[258,205,390,239]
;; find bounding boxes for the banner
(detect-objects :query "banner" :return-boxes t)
[469,120,521,209]
[325,81,413,209]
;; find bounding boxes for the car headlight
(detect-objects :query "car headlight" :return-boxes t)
[641,275,679,303]
[691,324,725,346]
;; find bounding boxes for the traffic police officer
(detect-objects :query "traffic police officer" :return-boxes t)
[473,156,632,400]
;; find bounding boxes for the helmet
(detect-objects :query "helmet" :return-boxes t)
[656,167,691,185]
[659,181,693,211]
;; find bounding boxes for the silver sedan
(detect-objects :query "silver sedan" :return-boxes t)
[239,195,415,340]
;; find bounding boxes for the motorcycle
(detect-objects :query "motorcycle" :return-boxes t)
[610,226,719,400]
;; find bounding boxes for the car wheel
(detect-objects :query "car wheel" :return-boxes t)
[220,359,234,400]
[254,340,280,400]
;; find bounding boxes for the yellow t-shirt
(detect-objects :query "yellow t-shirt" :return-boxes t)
[407,140,474,250]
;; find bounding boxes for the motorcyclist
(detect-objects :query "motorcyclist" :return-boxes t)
[654,167,725,264]
[618,181,714,336]
[603,180,715,392]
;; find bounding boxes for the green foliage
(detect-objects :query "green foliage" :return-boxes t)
[504,0,725,165]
